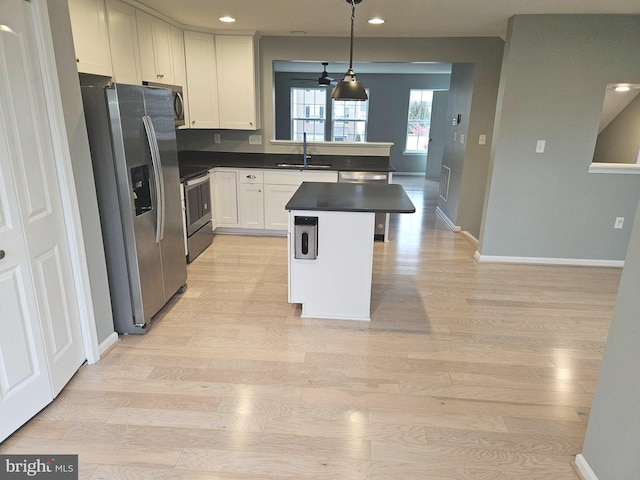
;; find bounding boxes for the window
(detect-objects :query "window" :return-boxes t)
[291,88,326,141]
[406,90,433,153]
[331,94,369,142]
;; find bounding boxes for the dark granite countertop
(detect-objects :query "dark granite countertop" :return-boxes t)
[178,150,394,181]
[285,182,415,214]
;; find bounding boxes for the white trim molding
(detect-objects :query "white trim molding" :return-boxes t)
[589,162,640,175]
[474,251,624,268]
[33,0,100,363]
[435,206,460,232]
[575,454,599,480]
[99,333,120,357]
[462,231,478,247]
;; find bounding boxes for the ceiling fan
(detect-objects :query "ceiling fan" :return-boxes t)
[292,62,337,86]
[318,62,336,86]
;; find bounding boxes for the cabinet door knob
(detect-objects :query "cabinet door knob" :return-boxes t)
[0,250,5,260]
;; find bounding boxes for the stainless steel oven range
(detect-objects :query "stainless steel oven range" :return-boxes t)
[183,173,212,262]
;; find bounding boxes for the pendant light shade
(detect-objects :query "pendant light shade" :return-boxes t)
[331,0,368,101]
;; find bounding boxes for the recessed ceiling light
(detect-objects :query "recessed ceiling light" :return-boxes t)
[368,18,385,25]
[614,85,631,92]
[219,16,236,23]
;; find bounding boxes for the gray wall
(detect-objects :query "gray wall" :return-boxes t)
[593,94,640,164]
[438,63,476,231]
[273,72,451,174]
[425,91,449,179]
[47,0,115,344]
[581,196,640,478]
[479,15,640,261]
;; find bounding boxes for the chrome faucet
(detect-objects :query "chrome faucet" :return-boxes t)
[303,132,311,168]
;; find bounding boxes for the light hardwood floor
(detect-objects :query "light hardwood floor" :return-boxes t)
[1,176,620,479]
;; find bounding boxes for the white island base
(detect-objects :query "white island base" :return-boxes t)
[288,210,375,321]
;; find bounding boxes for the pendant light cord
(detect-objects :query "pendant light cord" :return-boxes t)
[348,0,356,70]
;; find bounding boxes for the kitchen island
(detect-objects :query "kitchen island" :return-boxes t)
[286,182,415,321]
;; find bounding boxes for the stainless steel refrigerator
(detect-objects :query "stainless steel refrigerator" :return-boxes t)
[81,84,187,334]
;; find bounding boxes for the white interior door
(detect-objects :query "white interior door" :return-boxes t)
[0,0,85,441]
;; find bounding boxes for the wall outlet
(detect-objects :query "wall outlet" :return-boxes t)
[249,134,262,145]
[214,134,221,144]
[614,217,625,229]
[536,140,546,153]
[479,134,486,145]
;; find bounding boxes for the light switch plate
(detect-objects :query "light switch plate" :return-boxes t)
[536,140,546,153]
[249,135,262,145]
[453,131,458,142]
[615,217,625,229]
[214,134,221,144]
[460,134,465,144]
[479,134,486,145]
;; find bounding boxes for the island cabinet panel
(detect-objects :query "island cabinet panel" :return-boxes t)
[184,31,219,129]
[288,210,375,321]
[215,35,259,130]
[136,10,174,84]
[105,0,141,84]
[213,169,237,227]
[68,0,113,76]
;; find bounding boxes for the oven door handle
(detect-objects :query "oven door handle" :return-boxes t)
[185,173,210,187]
[142,115,165,243]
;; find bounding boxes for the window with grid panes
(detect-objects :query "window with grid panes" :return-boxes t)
[291,88,326,141]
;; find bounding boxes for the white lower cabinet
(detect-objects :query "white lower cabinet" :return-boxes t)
[211,168,337,233]
[264,184,299,230]
[213,169,238,227]
[237,170,264,229]
[238,184,264,229]
[264,170,338,232]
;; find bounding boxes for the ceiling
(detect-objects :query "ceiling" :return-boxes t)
[134,0,640,39]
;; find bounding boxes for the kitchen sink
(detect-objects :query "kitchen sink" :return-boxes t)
[276,163,333,169]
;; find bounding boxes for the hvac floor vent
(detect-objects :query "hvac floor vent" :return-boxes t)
[440,165,451,201]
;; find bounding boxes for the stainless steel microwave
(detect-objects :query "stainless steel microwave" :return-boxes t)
[142,81,185,127]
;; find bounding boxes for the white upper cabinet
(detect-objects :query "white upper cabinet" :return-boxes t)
[67,0,113,77]
[184,31,219,129]
[215,35,259,130]
[136,10,174,85]
[183,33,260,130]
[105,0,141,84]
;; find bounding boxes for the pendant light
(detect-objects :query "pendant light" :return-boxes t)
[331,0,368,101]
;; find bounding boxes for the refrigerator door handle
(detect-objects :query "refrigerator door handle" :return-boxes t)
[142,115,165,243]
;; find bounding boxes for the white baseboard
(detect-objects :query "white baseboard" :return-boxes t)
[98,332,119,357]
[435,207,461,232]
[462,231,478,247]
[575,454,599,480]
[474,251,624,268]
